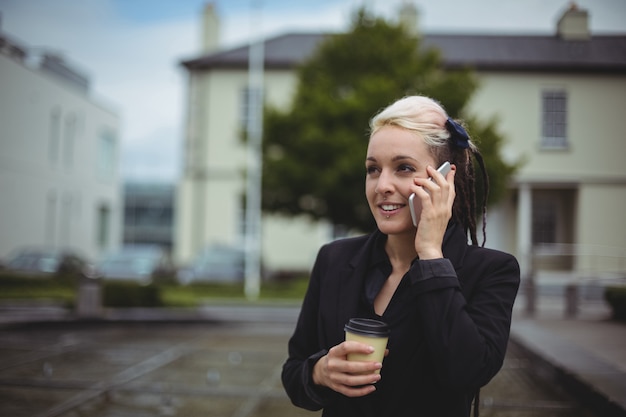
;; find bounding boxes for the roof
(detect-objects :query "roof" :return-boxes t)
[181,32,626,74]
[422,34,626,72]
[182,33,329,70]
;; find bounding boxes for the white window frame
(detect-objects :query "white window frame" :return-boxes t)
[541,90,568,149]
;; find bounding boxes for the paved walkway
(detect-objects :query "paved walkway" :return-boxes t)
[510,294,626,417]
[1,294,625,416]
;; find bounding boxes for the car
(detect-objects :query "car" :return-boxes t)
[3,247,92,277]
[177,245,247,284]
[96,245,174,285]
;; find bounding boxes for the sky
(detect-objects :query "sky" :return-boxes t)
[1,0,625,183]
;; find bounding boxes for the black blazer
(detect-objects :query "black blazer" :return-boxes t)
[282,223,520,417]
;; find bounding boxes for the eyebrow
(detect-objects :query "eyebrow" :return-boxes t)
[366,155,419,163]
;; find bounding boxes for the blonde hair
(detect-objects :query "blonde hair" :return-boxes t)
[370,96,477,162]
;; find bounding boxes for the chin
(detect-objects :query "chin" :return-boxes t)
[376,219,413,235]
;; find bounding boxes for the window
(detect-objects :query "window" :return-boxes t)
[45,190,57,245]
[97,204,110,248]
[60,194,73,246]
[98,128,116,179]
[63,114,76,168]
[541,90,568,149]
[49,107,61,164]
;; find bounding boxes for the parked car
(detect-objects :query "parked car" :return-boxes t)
[177,245,247,284]
[96,246,174,285]
[3,247,92,277]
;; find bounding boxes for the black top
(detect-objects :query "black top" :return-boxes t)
[282,222,521,417]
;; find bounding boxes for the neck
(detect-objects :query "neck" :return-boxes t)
[385,232,417,267]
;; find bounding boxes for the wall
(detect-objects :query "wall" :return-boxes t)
[0,53,121,262]
[469,71,626,274]
[175,66,332,271]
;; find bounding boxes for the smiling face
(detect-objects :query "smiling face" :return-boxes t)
[365,125,437,235]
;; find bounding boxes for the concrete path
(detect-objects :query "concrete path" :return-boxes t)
[0,294,624,416]
[510,295,626,417]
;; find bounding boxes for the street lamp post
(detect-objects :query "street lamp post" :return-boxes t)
[244,2,264,300]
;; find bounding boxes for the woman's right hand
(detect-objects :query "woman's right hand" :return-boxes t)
[311,341,382,397]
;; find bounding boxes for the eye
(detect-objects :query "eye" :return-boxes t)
[397,164,416,173]
[366,165,380,176]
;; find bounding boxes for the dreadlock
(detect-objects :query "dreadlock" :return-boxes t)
[438,136,490,247]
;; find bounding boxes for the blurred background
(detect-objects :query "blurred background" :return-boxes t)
[0,0,625,302]
[1,1,625,416]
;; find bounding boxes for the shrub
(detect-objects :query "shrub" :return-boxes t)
[604,286,626,321]
[102,281,163,307]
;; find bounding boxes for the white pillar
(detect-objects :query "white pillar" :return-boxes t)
[517,182,534,314]
[517,182,532,278]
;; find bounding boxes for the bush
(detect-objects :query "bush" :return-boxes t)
[604,286,626,321]
[102,281,163,307]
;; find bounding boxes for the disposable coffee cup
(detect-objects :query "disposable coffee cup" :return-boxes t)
[344,318,390,374]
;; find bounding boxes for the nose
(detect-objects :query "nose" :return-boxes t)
[374,170,394,196]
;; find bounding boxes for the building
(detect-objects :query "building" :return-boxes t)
[176,3,626,279]
[0,31,122,263]
[123,182,175,251]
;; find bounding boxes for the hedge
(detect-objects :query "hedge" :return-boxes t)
[102,281,163,307]
[604,286,626,321]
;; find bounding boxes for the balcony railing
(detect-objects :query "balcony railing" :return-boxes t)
[523,243,626,317]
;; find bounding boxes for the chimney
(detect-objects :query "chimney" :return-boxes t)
[556,2,590,40]
[398,1,420,37]
[201,2,220,53]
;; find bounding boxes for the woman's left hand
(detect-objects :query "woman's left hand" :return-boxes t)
[411,165,456,259]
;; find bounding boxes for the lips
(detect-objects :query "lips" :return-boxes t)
[381,204,403,211]
[378,203,405,218]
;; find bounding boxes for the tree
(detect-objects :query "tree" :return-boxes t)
[262,8,518,233]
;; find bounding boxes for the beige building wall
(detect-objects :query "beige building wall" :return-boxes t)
[0,52,122,262]
[177,64,626,276]
[468,72,626,276]
[577,185,626,273]
[175,67,332,270]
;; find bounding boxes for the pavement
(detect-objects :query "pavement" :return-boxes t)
[0,291,625,417]
[509,292,626,417]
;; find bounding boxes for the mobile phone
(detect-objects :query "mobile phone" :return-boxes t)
[408,161,452,226]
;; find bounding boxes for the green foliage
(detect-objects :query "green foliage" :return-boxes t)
[162,277,310,306]
[0,272,76,305]
[605,286,626,321]
[0,273,311,308]
[465,115,523,208]
[102,282,163,307]
[262,7,518,232]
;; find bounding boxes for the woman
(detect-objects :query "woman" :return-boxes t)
[282,96,520,417]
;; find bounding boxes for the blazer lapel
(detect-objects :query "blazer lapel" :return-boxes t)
[334,232,378,343]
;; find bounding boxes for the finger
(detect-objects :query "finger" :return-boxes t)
[415,166,445,196]
[427,164,446,185]
[338,382,377,398]
[412,177,435,198]
[327,353,382,375]
[334,370,381,391]
[325,362,381,395]
[344,359,383,375]
[337,341,376,356]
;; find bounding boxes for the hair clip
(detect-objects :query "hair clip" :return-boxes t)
[445,118,470,149]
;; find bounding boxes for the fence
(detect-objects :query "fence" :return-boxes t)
[523,243,626,317]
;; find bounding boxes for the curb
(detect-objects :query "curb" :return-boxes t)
[510,321,626,417]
